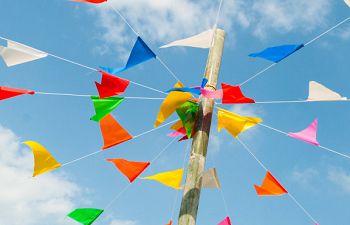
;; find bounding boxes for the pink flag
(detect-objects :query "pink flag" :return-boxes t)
[288,119,320,146]
[167,127,187,137]
[201,89,223,99]
[218,217,232,225]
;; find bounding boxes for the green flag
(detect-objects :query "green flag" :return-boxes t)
[67,208,104,225]
[90,96,124,122]
[176,101,199,138]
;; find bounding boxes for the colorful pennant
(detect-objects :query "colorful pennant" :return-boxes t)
[160,29,214,49]
[255,171,288,196]
[288,119,320,146]
[307,81,346,101]
[167,78,209,96]
[67,208,104,225]
[170,120,184,131]
[165,220,173,225]
[100,37,156,74]
[90,96,124,122]
[100,114,133,150]
[176,101,199,138]
[201,88,223,99]
[0,86,35,100]
[167,127,187,137]
[221,83,255,104]
[217,108,262,138]
[249,44,304,63]
[202,168,221,189]
[23,141,61,177]
[142,168,184,189]
[107,158,150,183]
[95,71,130,98]
[217,217,232,225]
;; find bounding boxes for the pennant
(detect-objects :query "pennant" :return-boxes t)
[142,168,184,189]
[202,168,221,189]
[201,89,223,99]
[100,114,132,150]
[176,101,199,138]
[221,83,255,104]
[95,71,130,98]
[107,158,150,183]
[170,120,184,131]
[307,81,346,101]
[71,0,107,3]
[249,44,304,63]
[345,0,350,7]
[0,40,48,67]
[67,208,104,225]
[255,171,288,196]
[0,86,35,100]
[218,217,232,225]
[167,127,187,137]
[90,96,124,122]
[154,82,192,127]
[23,141,61,177]
[165,220,173,225]
[217,108,262,138]
[288,119,320,146]
[100,37,156,74]
[160,29,214,49]
[167,86,202,95]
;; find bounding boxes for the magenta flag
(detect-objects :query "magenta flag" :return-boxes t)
[288,119,320,146]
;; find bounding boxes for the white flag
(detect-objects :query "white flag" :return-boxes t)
[345,0,350,7]
[0,40,48,67]
[202,168,221,189]
[160,29,214,49]
[307,81,347,101]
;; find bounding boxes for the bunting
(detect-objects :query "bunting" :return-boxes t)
[67,208,104,225]
[201,89,223,99]
[288,119,320,146]
[95,71,130,98]
[100,37,156,74]
[167,78,209,96]
[307,81,346,101]
[100,114,133,150]
[254,171,288,196]
[167,127,187,137]
[202,168,221,189]
[165,220,173,225]
[160,29,214,49]
[170,120,184,131]
[90,96,124,122]
[249,44,304,63]
[0,86,35,100]
[0,40,48,67]
[218,217,232,225]
[23,141,61,177]
[221,83,255,104]
[217,108,262,138]
[176,101,199,138]
[107,158,150,183]
[142,168,184,189]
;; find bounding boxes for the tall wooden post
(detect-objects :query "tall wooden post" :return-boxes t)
[178,28,225,225]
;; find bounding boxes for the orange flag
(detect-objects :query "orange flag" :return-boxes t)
[254,171,288,196]
[71,0,107,3]
[100,114,133,150]
[107,158,150,183]
[165,220,172,225]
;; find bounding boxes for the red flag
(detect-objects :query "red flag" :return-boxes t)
[221,83,255,104]
[0,86,35,100]
[95,71,130,98]
[165,220,172,225]
[71,0,107,3]
[107,158,150,183]
[254,171,288,196]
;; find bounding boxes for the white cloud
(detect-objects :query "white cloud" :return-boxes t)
[290,167,319,188]
[328,167,350,193]
[109,219,138,225]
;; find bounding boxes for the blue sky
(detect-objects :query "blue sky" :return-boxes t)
[1,0,350,225]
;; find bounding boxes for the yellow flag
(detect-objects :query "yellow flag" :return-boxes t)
[217,108,262,138]
[154,82,192,127]
[142,168,184,189]
[23,141,61,177]
[170,120,183,131]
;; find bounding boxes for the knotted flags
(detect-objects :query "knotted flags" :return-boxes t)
[0,86,35,100]
[90,96,124,122]
[255,171,288,196]
[221,83,255,104]
[307,81,346,101]
[95,71,130,98]
[142,168,184,189]
[160,29,214,49]
[217,217,232,225]
[107,158,150,183]
[288,119,320,146]
[249,44,304,63]
[67,208,104,225]
[176,101,199,138]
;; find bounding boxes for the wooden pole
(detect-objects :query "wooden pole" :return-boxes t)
[177,28,225,225]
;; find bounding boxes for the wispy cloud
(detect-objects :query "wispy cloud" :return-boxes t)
[328,167,350,194]
[109,219,138,225]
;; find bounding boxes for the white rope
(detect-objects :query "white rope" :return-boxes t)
[239,63,277,86]
[108,3,140,37]
[156,56,181,82]
[214,0,225,28]
[150,137,178,164]
[236,138,269,172]
[133,120,178,139]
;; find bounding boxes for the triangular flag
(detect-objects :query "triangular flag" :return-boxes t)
[154,82,192,127]
[90,96,124,122]
[142,168,184,189]
[218,217,232,225]
[249,44,304,63]
[167,127,187,137]
[288,119,320,146]
[23,141,61,177]
[167,86,202,95]
[345,0,350,7]
[165,220,173,225]
[95,71,130,98]
[160,29,214,49]
[71,0,107,3]
[107,158,150,183]
[217,108,262,138]
[0,86,35,100]
[100,37,156,74]
[221,83,255,104]
[202,168,221,189]
[170,120,184,131]
[201,88,223,99]
[307,81,346,101]
[254,171,288,196]
[176,101,199,138]
[0,40,48,67]
[100,114,132,150]
[67,208,104,225]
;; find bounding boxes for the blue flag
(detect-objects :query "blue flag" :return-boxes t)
[100,37,156,74]
[249,44,304,63]
[167,78,208,95]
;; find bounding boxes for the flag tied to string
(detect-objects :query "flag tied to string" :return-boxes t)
[307,81,346,101]
[288,119,320,146]
[249,44,304,63]
[0,86,35,100]
[255,171,288,196]
[165,220,173,225]
[167,127,187,137]
[160,29,214,49]
[217,217,232,225]
[90,96,124,122]
[100,37,156,74]
[142,168,184,189]
[71,0,107,3]
[167,78,208,96]
[202,168,221,189]
[67,208,104,225]
[107,158,150,183]
[176,101,199,138]
[221,83,255,104]
[0,40,48,67]
[95,71,130,98]
[23,141,61,177]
